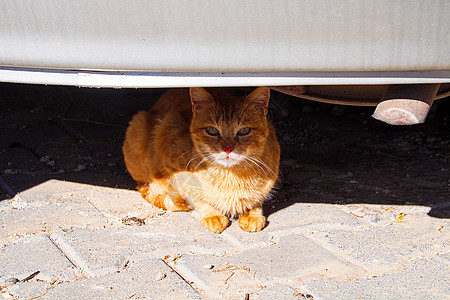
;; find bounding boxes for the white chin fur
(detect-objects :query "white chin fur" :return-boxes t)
[212,152,243,167]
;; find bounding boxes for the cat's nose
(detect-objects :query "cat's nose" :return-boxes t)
[222,146,234,155]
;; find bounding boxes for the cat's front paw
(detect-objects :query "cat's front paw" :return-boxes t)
[200,215,229,234]
[238,214,266,232]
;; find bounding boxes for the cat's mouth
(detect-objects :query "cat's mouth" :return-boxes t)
[211,152,243,168]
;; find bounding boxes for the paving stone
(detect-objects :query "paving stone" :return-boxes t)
[3,169,134,196]
[229,234,365,282]
[0,194,107,245]
[258,284,303,299]
[7,257,201,300]
[266,203,366,232]
[1,179,90,207]
[220,203,367,247]
[309,214,449,275]
[170,254,260,299]
[218,221,269,248]
[70,185,163,221]
[436,251,450,266]
[1,281,51,300]
[173,234,365,299]
[49,212,232,277]
[0,233,82,284]
[304,258,449,300]
[340,203,434,226]
[134,212,233,254]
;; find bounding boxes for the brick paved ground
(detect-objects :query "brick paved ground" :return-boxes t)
[0,83,449,299]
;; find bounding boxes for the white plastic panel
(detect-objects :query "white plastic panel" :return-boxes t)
[1,0,449,73]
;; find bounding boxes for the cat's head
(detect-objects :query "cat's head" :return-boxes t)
[189,87,270,168]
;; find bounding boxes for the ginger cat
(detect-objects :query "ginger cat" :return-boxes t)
[123,87,280,233]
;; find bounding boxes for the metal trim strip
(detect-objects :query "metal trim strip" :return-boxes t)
[1,68,449,88]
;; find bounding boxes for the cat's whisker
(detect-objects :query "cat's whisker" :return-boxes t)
[253,153,282,176]
[254,157,278,177]
[181,152,198,167]
[193,155,214,172]
[185,154,203,169]
[242,156,269,178]
[241,158,264,176]
[265,139,279,150]
[256,153,279,167]
[243,155,277,178]
[177,149,196,161]
[193,158,206,172]
[205,155,217,166]
[262,155,283,176]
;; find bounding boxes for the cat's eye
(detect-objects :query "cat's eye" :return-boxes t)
[237,128,251,136]
[205,127,220,136]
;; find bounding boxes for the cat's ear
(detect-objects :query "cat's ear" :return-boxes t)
[190,87,214,112]
[245,87,270,115]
